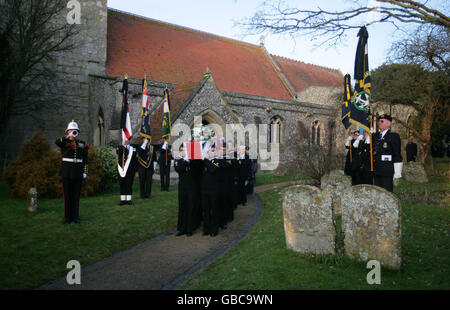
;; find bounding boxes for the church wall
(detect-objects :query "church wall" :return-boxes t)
[0,0,108,161]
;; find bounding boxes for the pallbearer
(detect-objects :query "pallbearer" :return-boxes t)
[174,144,197,236]
[217,138,231,229]
[237,146,251,206]
[55,120,89,224]
[201,143,221,237]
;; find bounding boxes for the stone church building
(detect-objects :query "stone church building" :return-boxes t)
[1,1,349,171]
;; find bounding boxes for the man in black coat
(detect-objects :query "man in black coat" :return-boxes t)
[55,120,89,224]
[137,138,157,199]
[117,139,139,205]
[159,140,173,191]
[237,145,252,206]
[201,143,223,237]
[406,138,418,162]
[174,144,197,237]
[344,130,363,185]
[358,131,373,185]
[372,114,403,192]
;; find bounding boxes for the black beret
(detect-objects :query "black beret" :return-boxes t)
[378,114,392,122]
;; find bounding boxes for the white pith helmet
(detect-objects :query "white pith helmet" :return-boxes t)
[66,120,80,132]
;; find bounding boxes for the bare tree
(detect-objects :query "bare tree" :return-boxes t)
[388,24,450,73]
[0,0,79,135]
[238,0,449,46]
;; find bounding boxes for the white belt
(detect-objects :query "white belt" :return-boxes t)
[63,158,83,163]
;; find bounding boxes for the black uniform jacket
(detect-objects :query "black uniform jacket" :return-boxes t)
[344,139,361,175]
[202,158,224,192]
[138,145,157,170]
[174,158,195,192]
[372,130,402,177]
[55,137,89,179]
[159,144,173,168]
[116,144,138,175]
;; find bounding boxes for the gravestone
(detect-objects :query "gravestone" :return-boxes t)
[320,170,352,215]
[403,162,428,183]
[342,185,402,269]
[282,185,335,255]
[28,188,38,213]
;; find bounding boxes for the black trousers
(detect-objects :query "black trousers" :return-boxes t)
[177,187,198,234]
[202,190,220,235]
[139,166,153,198]
[119,170,135,197]
[360,171,373,185]
[238,179,247,205]
[62,178,82,221]
[374,175,393,193]
[160,165,170,190]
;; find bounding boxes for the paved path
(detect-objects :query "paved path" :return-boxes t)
[38,180,316,290]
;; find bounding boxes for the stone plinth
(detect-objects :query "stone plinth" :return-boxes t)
[282,185,335,255]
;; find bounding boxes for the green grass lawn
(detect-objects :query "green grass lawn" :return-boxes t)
[181,176,450,290]
[254,172,312,187]
[0,180,178,290]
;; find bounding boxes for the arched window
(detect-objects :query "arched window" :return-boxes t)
[311,120,321,145]
[269,116,283,144]
[94,106,105,146]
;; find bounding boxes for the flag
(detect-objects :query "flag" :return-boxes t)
[120,76,132,141]
[341,74,352,130]
[161,89,171,142]
[139,77,152,141]
[349,26,371,132]
[184,141,204,160]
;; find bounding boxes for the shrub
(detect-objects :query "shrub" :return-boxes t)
[95,146,118,190]
[3,131,103,199]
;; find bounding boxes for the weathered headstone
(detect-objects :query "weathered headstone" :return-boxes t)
[282,185,335,254]
[402,162,428,183]
[320,170,352,215]
[28,188,38,213]
[342,185,402,269]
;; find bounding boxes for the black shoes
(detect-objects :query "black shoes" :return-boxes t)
[64,219,80,224]
[176,231,185,236]
[119,201,126,206]
[210,233,217,237]
[127,201,134,206]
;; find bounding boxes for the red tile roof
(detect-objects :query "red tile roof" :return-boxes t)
[107,9,294,100]
[272,55,342,93]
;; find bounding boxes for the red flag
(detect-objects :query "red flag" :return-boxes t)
[184,142,204,160]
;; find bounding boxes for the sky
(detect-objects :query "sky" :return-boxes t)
[106,0,420,77]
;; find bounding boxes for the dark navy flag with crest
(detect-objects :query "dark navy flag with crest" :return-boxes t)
[341,74,352,130]
[350,26,371,132]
